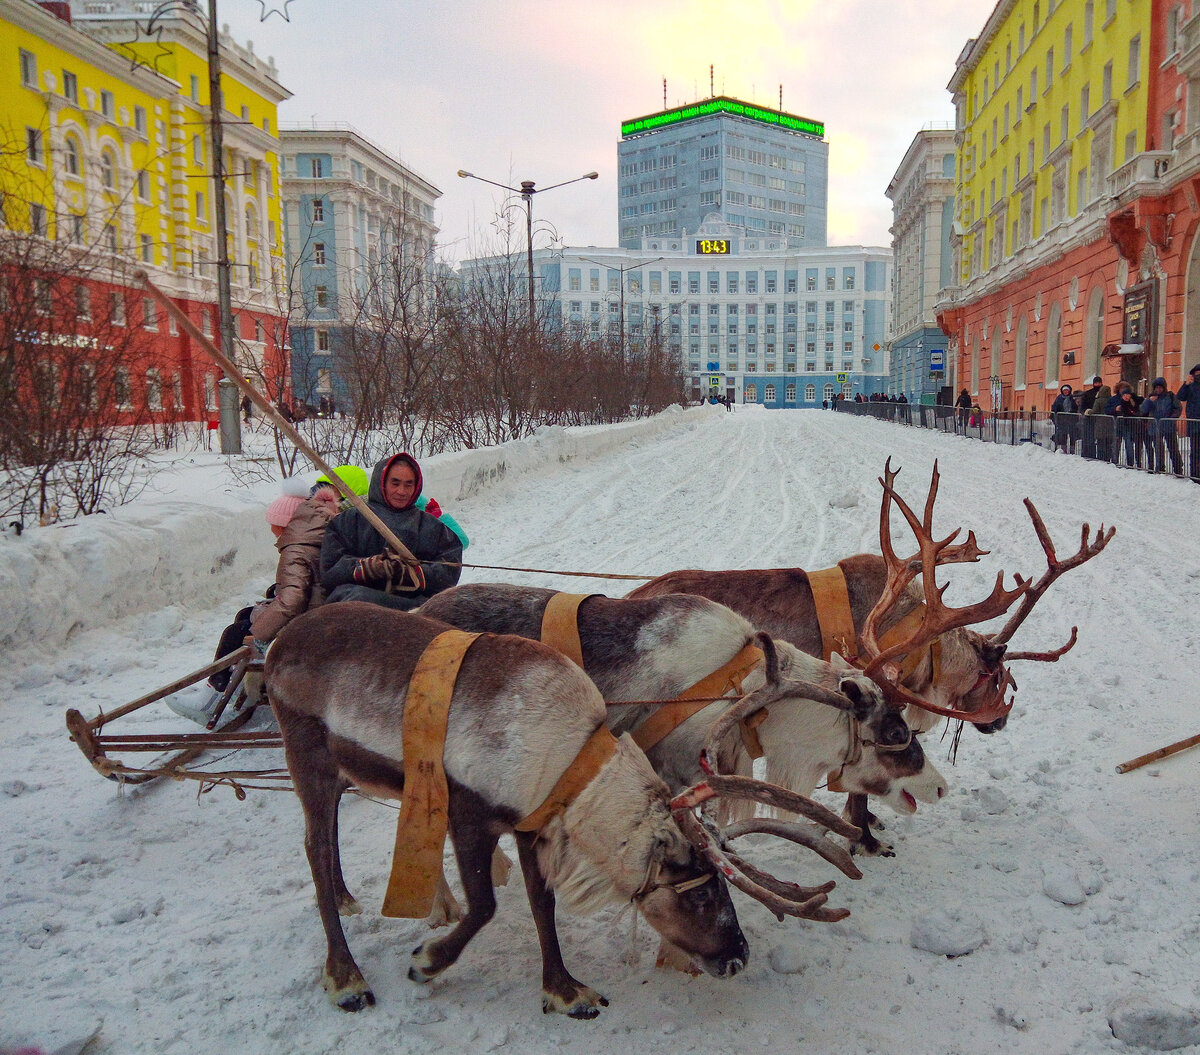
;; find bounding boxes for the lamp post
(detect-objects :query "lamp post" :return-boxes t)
[578,255,664,369]
[457,169,598,327]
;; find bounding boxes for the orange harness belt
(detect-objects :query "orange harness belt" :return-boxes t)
[806,564,937,682]
[382,629,481,918]
[513,724,619,833]
[540,592,598,668]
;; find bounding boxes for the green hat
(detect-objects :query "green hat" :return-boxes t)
[316,464,369,497]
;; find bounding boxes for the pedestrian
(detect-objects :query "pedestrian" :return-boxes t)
[1105,382,1141,467]
[1078,376,1105,459]
[241,394,253,423]
[1051,384,1079,453]
[320,452,463,611]
[1176,364,1200,482]
[1141,377,1183,475]
[1086,384,1113,462]
[955,388,971,428]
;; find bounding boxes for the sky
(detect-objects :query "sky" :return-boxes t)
[219,0,1000,261]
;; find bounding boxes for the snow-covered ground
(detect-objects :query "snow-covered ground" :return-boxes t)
[3,406,1199,1055]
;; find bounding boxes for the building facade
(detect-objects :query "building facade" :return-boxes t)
[617,96,828,251]
[934,0,1200,410]
[2,0,290,421]
[279,125,440,411]
[463,222,892,407]
[886,127,957,404]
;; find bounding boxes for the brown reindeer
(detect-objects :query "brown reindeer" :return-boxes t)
[629,460,1113,854]
[266,602,858,1017]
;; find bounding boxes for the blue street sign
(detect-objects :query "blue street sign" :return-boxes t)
[707,361,720,371]
[929,349,945,373]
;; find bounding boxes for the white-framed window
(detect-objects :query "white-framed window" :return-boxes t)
[189,74,200,102]
[204,373,217,410]
[140,234,153,263]
[192,135,203,165]
[145,368,163,411]
[100,90,114,118]
[142,297,157,330]
[103,222,117,251]
[316,329,330,351]
[110,292,126,326]
[823,383,835,402]
[315,285,327,308]
[134,106,146,135]
[62,69,77,103]
[100,150,115,189]
[311,157,324,178]
[313,242,326,265]
[195,191,206,223]
[64,136,80,176]
[26,127,43,165]
[312,198,324,223]
[20,49,37,88]
[115,367,131,409]
[805,383,816,400]
[136,170,149,201]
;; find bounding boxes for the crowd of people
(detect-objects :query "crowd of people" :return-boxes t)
[167,452,467,725]
[1046,368,1200,480]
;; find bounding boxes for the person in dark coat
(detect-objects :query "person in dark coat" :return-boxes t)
[1077,376,1104,459]
[955,388,971,427]
[320,453,462,611]
[1051,384,1079,453]
[1141,377,1183,475]
[1177,364,1200,482]
[1105,382,1141,467]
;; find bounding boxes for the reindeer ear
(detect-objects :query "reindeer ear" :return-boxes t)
[838,676,876,721]
[829,651,852,672]
[754,632,780,685]
[981,641,1007,669]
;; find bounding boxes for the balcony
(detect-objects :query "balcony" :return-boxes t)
[1107,151,1174,204]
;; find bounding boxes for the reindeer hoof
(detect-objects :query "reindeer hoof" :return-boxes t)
[852,837,895,858]
[322,968,375,1012]
[337,893,362,917]
[425,893,465,929]
[408,941,446,983]
[542,984,608,1019]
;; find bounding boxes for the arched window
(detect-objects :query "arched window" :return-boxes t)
[841,382,853,397]
[1084,286,1105,378]
[64,136,80,177]
[785,383,796,401]
[244,203,257,241]
[100,149,115,190]
[764,384,776,401]
[1015,315,1028,387]
[1045,301,1061,386]
[971,331,981,392]
[745,383,758,402]
[805,383,816,401]
[823,383,835,402]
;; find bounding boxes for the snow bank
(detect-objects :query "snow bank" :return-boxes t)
[0,406,716,656]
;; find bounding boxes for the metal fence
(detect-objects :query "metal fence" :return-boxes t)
[833,402,1200,481]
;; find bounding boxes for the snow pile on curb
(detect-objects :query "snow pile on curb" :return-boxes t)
[0,406,714,656]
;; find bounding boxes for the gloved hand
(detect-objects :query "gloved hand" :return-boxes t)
[389,561,426,593]
[354,553,401,585]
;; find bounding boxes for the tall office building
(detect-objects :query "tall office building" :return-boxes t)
[617,96,828,250]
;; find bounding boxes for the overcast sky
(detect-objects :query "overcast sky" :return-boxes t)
[222,0,997,261]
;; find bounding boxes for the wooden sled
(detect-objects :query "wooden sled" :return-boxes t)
[65,644,288,793]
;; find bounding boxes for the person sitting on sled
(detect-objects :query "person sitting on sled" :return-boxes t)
[320,452,463,612]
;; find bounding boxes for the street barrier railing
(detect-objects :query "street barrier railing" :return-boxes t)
[832,402,1199,481]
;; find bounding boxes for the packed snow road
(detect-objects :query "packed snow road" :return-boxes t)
[3,406,1198,1055]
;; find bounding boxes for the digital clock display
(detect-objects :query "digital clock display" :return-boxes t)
[696,239,730,255]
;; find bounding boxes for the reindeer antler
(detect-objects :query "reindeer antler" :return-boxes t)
[670,639,864,922]
[858,460,1028,718]
[989,500,1115,654]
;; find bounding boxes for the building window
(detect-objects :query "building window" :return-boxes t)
[190,74,200,101]
[136,170,149,200]
[311,158,324,178]
[115,367,131,409]
[146,369,163,411]
[140,234,153,263]
[20,48,38,88]
[29,203,46,237]
[62,69,78,103]
[1127,35,1140,89]
[100,90,114,119]
[315,285,328,308]
[195,191,206,222]
[204,373,217,410]
[142,297,157,330]
[134,106,146,135]
[313,242,326,265]
[312,198,324,223]
[316,329,330,351]
[100,150,115,189]
[110,292,126,326]
[192,135,203,165]
[26,127,42,165]
[64,136,80,176]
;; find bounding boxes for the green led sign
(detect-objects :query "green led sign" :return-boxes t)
[621,96,824,139]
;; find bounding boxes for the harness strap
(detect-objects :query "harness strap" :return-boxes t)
[382,629,481,919]
[540,592,597,668]
[514,724,619,832]
[630,643,764,753]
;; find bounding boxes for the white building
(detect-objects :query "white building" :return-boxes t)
[462,219,892,407]
[886,127,957,403]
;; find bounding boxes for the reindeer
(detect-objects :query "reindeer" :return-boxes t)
[266,602,858,1017]
[419,584,946,846]
[628,460,1113,854]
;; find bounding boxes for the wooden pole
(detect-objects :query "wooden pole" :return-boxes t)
[134,269,419,567]
[1115,732,1200,774]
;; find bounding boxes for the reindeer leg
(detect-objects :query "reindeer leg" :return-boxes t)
[514,830,610,1019]
[279,710,374,1012]
[329,784,361,917]
[425,871,465,929]
[846,793,894,858]
[409,787,499,983]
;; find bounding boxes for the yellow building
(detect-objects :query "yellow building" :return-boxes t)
[939,0,1157,409]
[0,0,291,417]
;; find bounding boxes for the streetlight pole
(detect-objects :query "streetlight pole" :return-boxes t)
[578,255,664,370]
[457,169,598,329]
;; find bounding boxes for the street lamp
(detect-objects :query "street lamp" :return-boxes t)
[578,255,664,368]
[457,169,598,327]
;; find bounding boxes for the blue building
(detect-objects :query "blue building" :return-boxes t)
[280,125,440,411]
[618,95,828,252]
